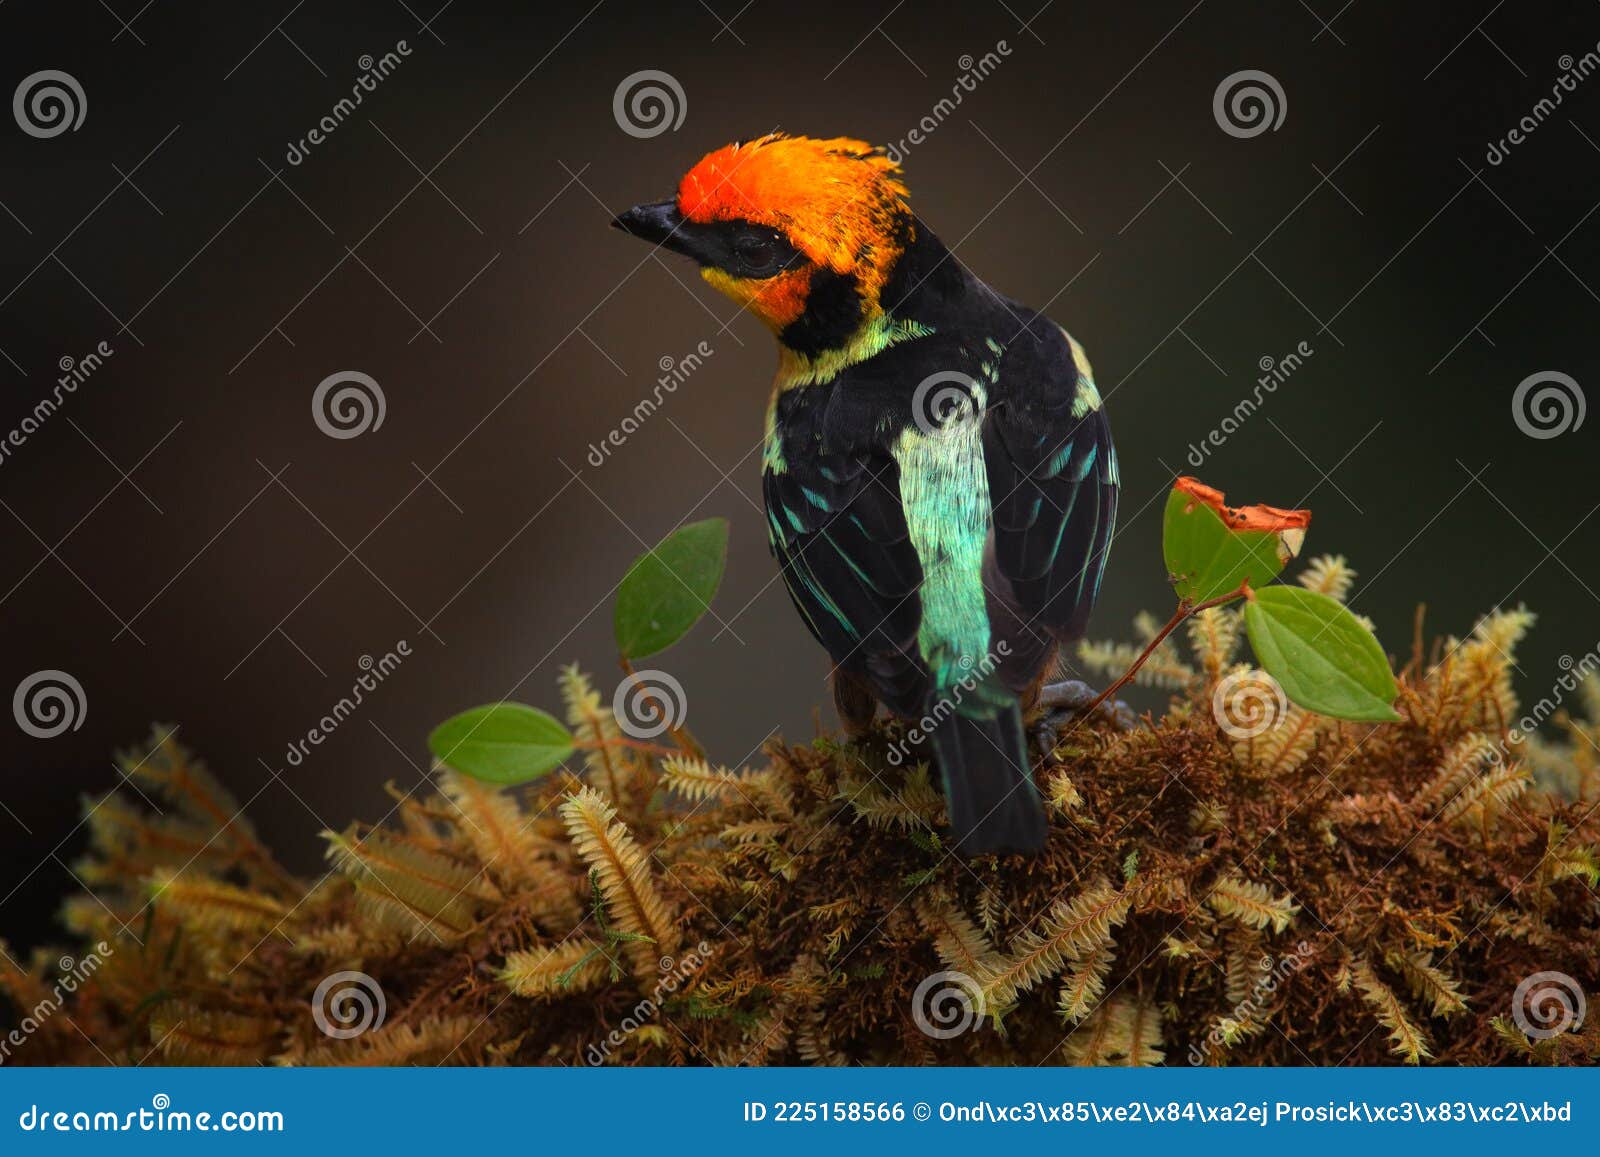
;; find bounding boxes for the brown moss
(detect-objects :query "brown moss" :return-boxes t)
[6,596,1599,1067]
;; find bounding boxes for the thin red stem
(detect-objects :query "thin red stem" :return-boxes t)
[617,654,705,760]
[574,736,682,760]
[1080,582,1252,719]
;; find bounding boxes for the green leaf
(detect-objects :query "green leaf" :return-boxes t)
[614,518,728,659]
[1243,586,1401,722]
[1162,479,1309,604]
[428,703,575,784]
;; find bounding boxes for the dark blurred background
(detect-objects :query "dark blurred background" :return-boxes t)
[2,1,1598,949]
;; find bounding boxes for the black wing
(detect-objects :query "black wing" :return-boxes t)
[985,325,1119,676]
[763,446,930,718]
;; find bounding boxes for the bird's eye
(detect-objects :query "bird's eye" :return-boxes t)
[735,237,778,274]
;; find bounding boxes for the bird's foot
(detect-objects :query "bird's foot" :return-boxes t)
[1031,680,1137,750]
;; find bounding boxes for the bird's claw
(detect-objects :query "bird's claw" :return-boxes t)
[1032,680,1138,746]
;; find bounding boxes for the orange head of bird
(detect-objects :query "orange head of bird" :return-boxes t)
[612,134,915,356]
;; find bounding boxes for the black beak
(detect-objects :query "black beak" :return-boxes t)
[611,198,687,249]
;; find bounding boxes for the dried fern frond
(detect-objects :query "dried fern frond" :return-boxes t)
[80,793,235,882]
[1045,771,1083,814]
[1056,938,1115,1024]
[1526,730,1595,801]
[1473,606,1538,655]
[324,826,496,940]
[436,771,580,925]
[1438,761,1530,831]
[147,869,287,933]
[1413,733,1500,811]
[559,664,642,801]
[1223,932,1268,1007]
[1490,1015,1536,1057]
[974,887,1003,940]
[392,794,455,852]
[1162,935,1205,960]
[1298,554,1356,603]
[1187,606,1241,678]
[437,771,554,871]
[1190,799,1227,834]
[838,765,944,830]
[720,820,788,844]
[712,959,814,1067]
[661,757,787,816]
[116,727,292,892]
[1206,873,1299,933]
[119,728,245,826]
[796,1002,848,1066]
[1233,706,1319,776]
[1078,635,1194,689]
[1386,950,1467,1018]
[1351,957,1432,1063]
[1427,607,1535,731]
[0,948,72,1041]
[1065,996,1164,1066]
[661,756,749,803]
[287,1015,483,1066]
[148,1003,280,1065]
[808,897,859,957]
[1541,822,1600,890]
[984,879,1129,1008]
[559,787,678,980]
[915,895,1003,982]
[292,921,382,960]
[1111,999,1167,1066]
[502,939,612,998]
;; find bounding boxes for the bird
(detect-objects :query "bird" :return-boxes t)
[612,134,1118,854]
